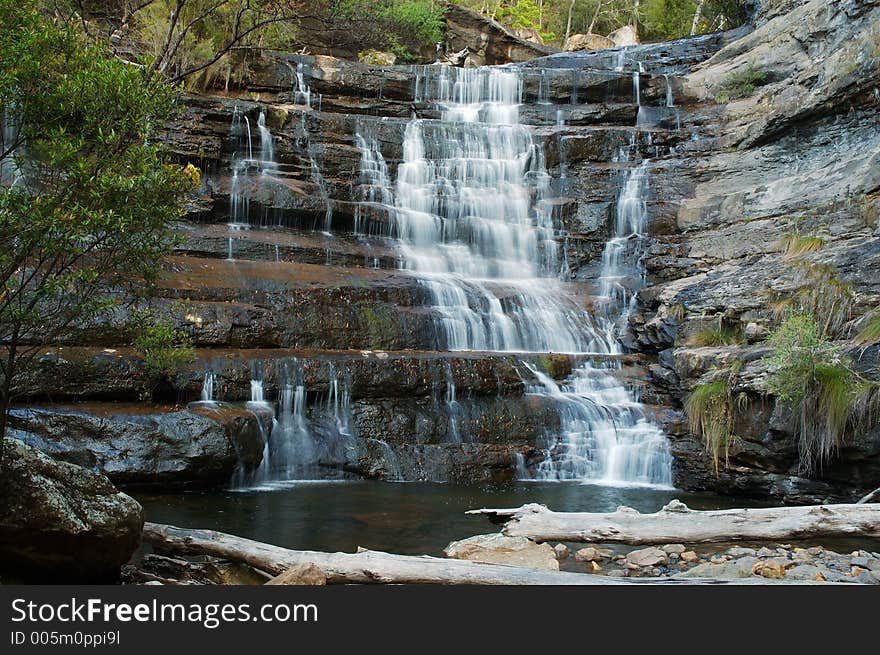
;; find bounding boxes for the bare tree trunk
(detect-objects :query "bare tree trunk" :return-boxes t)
[565,0,576,44]
[691,0,706,36]
[588,0,603,34]
[142,523,819,585]
[468,501,880,544]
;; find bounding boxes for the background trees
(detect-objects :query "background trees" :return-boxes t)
[0,0,193,467]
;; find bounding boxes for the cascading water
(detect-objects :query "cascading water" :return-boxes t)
[372,65,605,353]
[257,110,275,175]
[240,360,357,487]
[200,372,216,402]
[354,63,672,487]
[529,147,672,487]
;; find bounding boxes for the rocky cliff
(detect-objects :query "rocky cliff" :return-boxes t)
[13,0,879,501]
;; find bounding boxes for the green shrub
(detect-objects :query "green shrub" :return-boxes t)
[778,233,825,259]
[854,310,880,346]
[132,311,196,400]
[687,327,743,347]
[716,63,770,103]
[685,363,747,474]
[767,313,879,474]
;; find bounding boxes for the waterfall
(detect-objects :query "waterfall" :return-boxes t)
[443,360,461,443]
[240,359,358,487]
[664,74,675,108]
[229,106,253,226]
[293,61,313,108]
[200,372,215,402]
[257,110,275,174]
[529,364,672,487]
[354,63,672,488]
[366,65,605,353]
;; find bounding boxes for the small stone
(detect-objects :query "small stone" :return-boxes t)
[806,546,824,556]
[590,561,601,572]
[752,560,786,579]
[554,544,570,561]
[681,551,699,563]
[625,547,668,568]
[726,547,757,558]
[857,571,880,585]
[265,563,327,586]
[787,564,827,581]
[780,544,793,550]
[794,554,814,565]
[757,547,775,558]
[651,568,662,577]
[661,544,686,555]
[823,571,850,583]
[626,562,642,571]
[668,552,679,561]
[852,551,860,557]
[851,566,867,577]
[574,546,605,562]
[710,555,726,565]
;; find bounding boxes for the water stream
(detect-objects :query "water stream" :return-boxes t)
[353,64,672,487]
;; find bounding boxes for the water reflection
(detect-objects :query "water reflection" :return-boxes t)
[136,481,770,557]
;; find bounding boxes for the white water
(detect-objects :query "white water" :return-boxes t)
[240,360,357,486]
[362,65,606,352]
[200,372,215,402]
[354,64,672,488]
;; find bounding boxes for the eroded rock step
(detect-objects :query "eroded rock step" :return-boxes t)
[17,346,655,402]
[9,342,670,487]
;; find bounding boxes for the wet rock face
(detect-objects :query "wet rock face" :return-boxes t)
[624,0,880,502]
[663,345,880,503]
[8,405,265,488]
[0,439,143,581]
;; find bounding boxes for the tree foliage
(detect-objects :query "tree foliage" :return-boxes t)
[0,0,192,462]
[453,1,750,45]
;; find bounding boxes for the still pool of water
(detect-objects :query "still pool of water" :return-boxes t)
[136,481,775,557]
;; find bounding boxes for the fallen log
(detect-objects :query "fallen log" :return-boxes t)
[141,522,817,585]
[467,500,880,545]
[857,487,880,504]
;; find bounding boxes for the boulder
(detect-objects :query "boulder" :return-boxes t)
[8,404,266,487]
[752,559,787,579]
[0,439,143,581]
[444,533,559,571]
[678,556,760,579]
[442,4,556,66]
[607,25,639,47]
[625,546,668,568]
[564,33,615,52]
[265,563,327,586]
[512,27,544,45]
[681,550,700,563]
[574,546,612,562]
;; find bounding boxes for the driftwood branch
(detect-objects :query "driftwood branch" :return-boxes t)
[141,522,815,585]
[858,487,880,504]
[467,500,880,545]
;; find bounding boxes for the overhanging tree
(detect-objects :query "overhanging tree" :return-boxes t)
[0,0,193,468]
